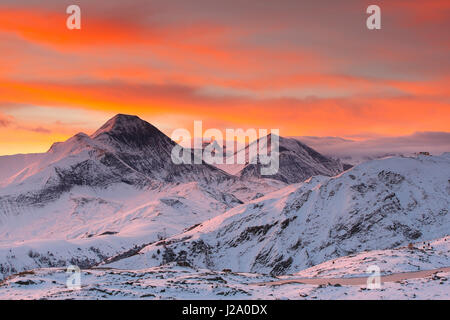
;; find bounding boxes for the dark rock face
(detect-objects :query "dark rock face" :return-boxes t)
[239,135,344,183]
[2,114,233,206]
[343,163,354,171]
[88,114,231,184]
[91,114,170,151]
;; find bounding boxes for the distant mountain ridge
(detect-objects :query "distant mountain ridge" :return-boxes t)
[0,114,231,204]
[237,134,344,183]
[1,115,346,191]
[110,153,450,275]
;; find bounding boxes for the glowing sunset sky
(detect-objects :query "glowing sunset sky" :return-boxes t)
[0,0,449,155]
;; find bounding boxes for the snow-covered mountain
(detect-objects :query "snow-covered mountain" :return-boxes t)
[110,153,450,275]
[0,153,45,183]
[0,114,285,278]
[0,114,448,300]
[1,114,231,194]
[219,134,344,184]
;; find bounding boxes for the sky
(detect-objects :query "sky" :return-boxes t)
[0,0,449,155]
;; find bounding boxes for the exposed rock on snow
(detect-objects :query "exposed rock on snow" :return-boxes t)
[0,115,284,279]
[0,114,448,300]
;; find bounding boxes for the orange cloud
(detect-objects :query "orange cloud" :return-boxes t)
[1,78,448,138]
[388,77,450,97]
[386,0,450,25]
[0,8,163,47]
[0,1,449,155]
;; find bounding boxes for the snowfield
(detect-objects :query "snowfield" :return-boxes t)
[109,153,450,276]
[292,236,450,279]
[0,177,283,278]
[2,267,447,300]
[0,236,448,299]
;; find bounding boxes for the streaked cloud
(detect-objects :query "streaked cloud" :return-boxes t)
[0,113,14,127]
[0,0,449,155]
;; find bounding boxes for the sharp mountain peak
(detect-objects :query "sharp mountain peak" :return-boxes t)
[46,114,175,154]
[91,114,163,140]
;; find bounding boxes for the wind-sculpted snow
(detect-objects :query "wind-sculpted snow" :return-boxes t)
[111,154,450,275]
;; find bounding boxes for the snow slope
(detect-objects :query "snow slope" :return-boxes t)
[292,235,450,278]
[0,153,45,183]
[0,178,285,279]
[1,235,448,300]
[110,154,450,275]
[0,114,448,299]
[0,115,286,279]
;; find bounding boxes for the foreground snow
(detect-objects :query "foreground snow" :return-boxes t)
[1,267,448,300]
[293,235,450,278]
[0,236,448,300]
